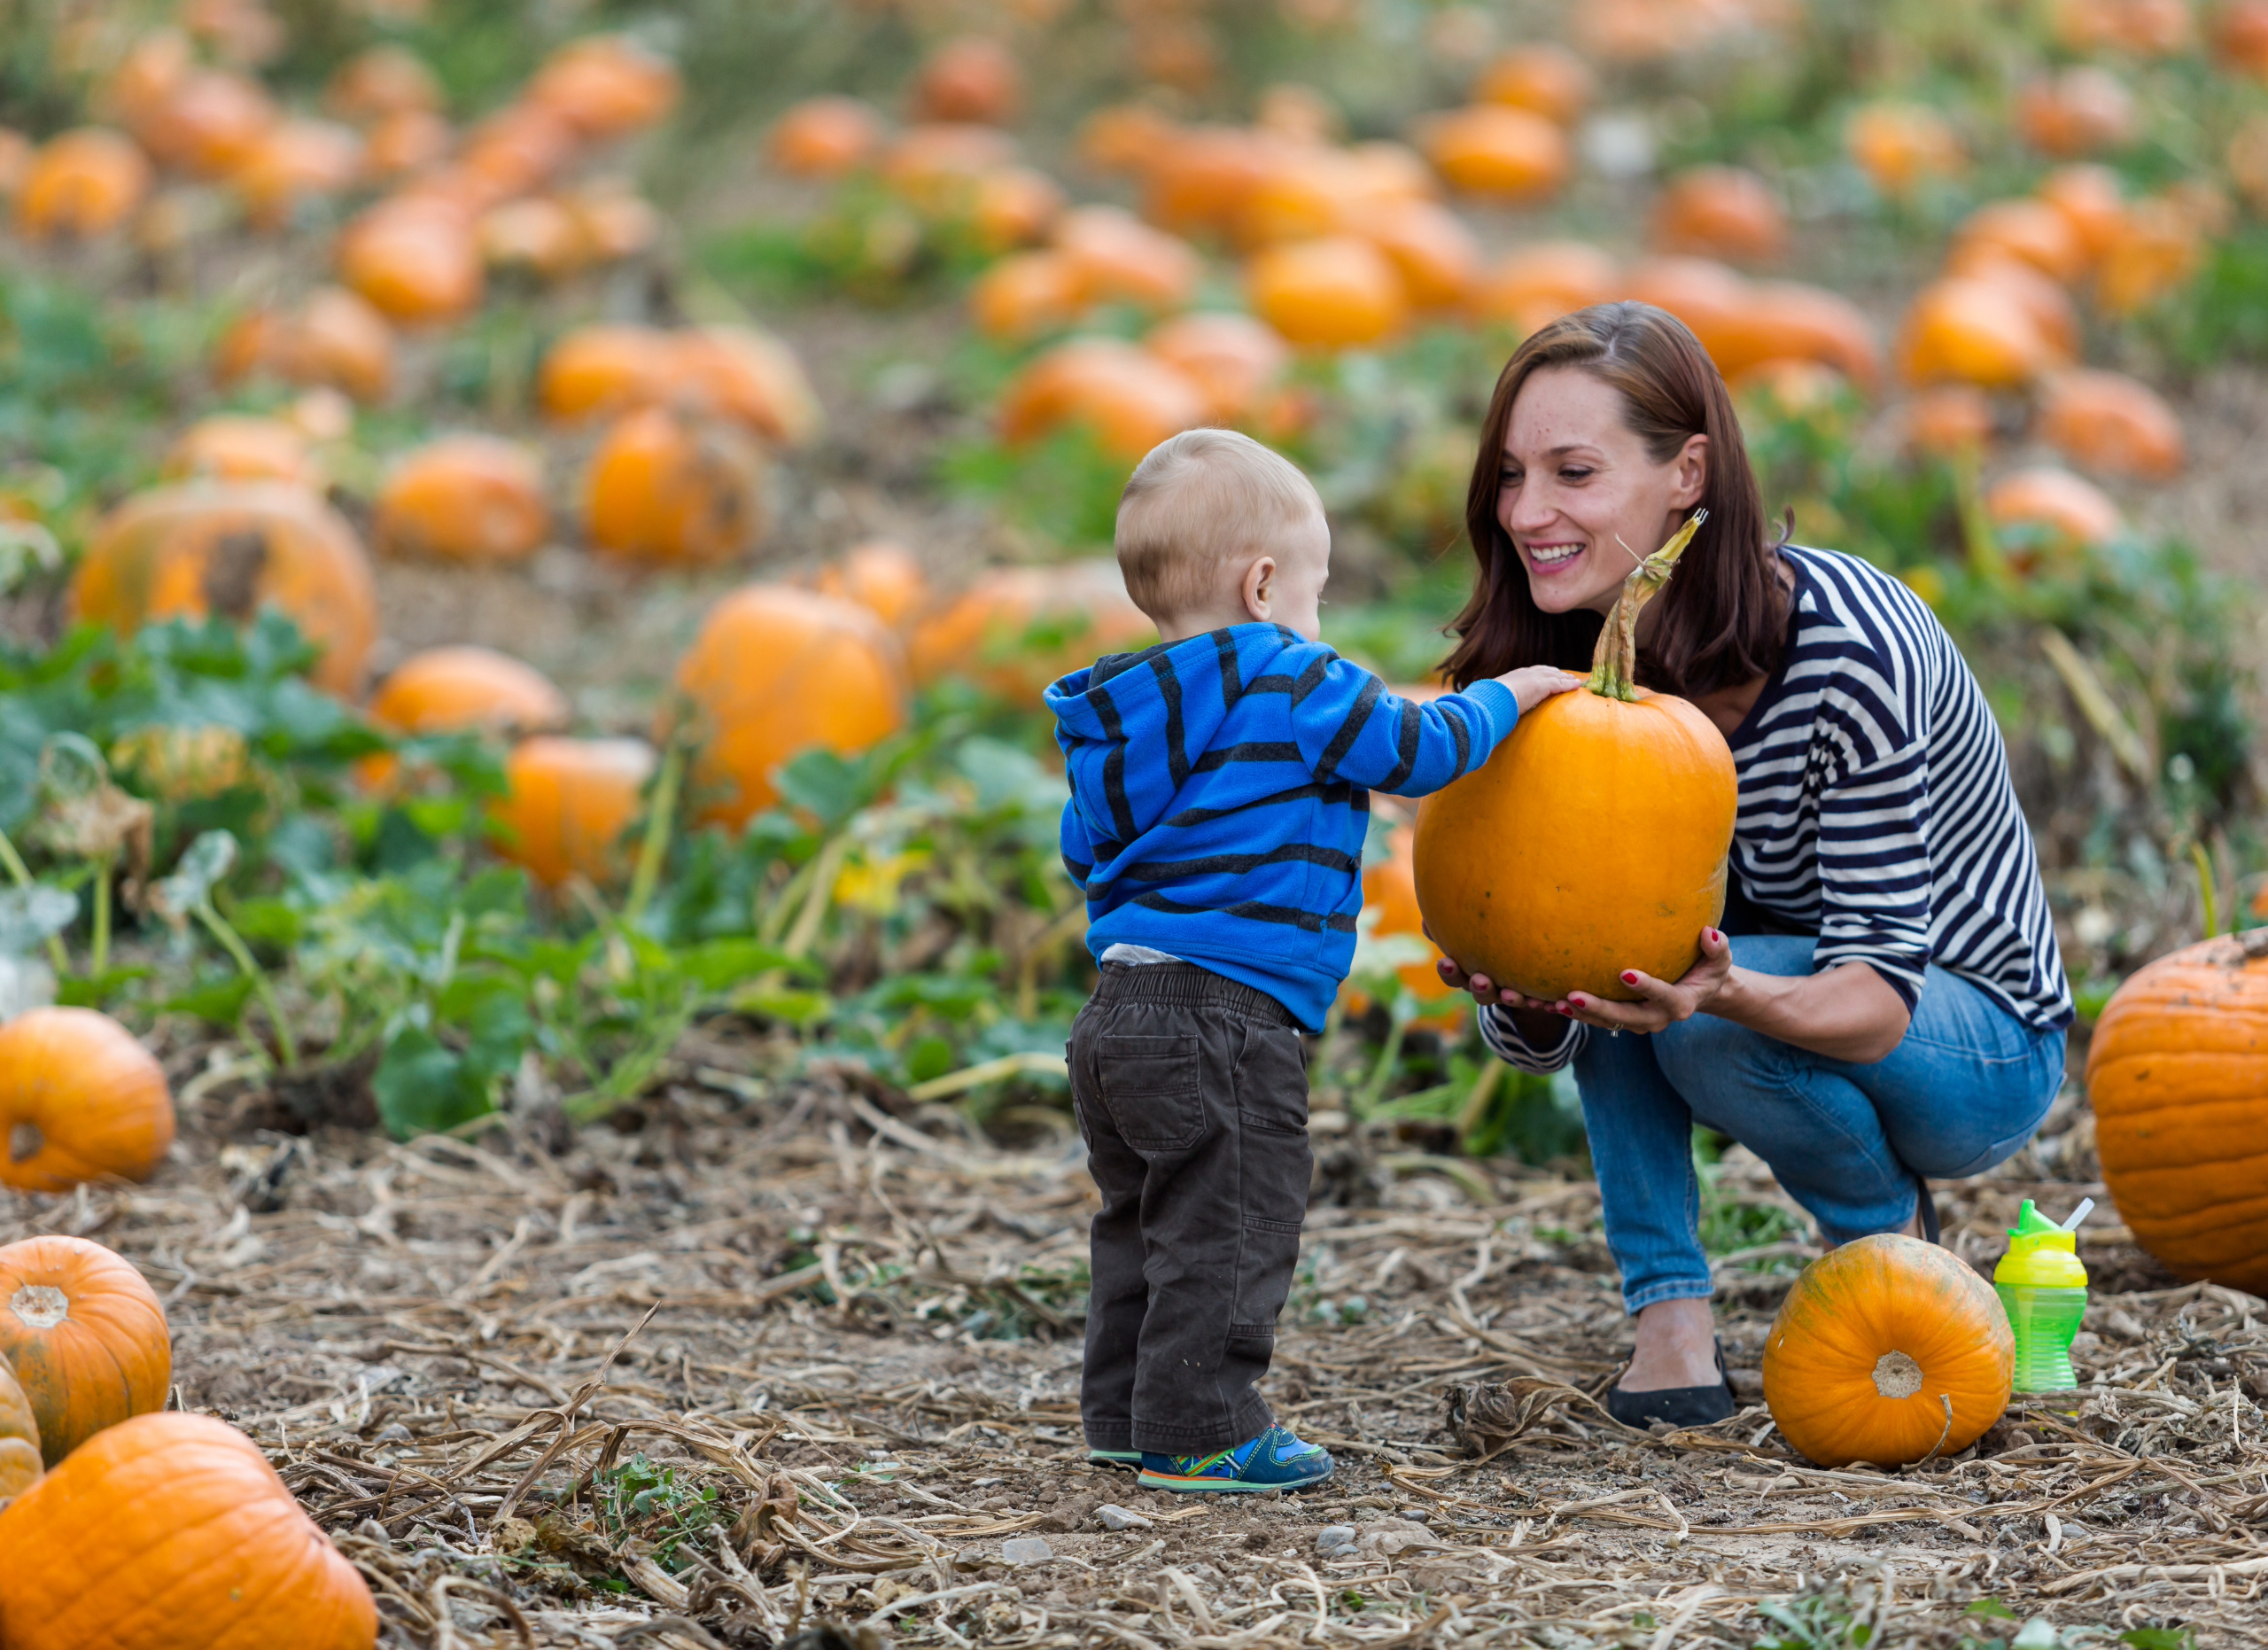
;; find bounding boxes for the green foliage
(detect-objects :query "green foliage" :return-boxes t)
[2148,229,2268,371]
[593,1454,726,1575]
[937,424,1132,552]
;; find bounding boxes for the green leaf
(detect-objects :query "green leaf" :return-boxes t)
[372,1023,494,1140]
[162,973,257,1026]
[1967,1603,2020,1622]
[56,965,151,1008]
[2118,1632,2194,1650]
[731,985,833,1029]
[674,938,791,993]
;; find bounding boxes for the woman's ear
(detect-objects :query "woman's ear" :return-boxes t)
[1671,432,1709,510]
[1242,555,1277,623]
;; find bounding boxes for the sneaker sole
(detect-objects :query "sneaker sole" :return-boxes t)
[1137,1465,1333,1495]
[1088,1450,1141,1467]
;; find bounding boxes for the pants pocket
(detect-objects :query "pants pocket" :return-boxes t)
[1096,1033,1206,1151]
[1231,1215,1303,1340]
[1234,1022,1310,1138]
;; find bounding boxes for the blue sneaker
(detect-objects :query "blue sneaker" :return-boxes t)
[1088,1448,1141,1467]
[1138,1425,1334,1494]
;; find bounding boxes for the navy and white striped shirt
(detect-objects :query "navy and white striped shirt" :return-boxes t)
[1483,544,2071,1072]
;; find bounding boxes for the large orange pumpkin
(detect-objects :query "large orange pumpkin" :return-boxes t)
[995,337,1207,462]
[13,128,153,239]
[0,1009,175,1196]
[908,561,1155,702]
[2037,370,2185,481]
[0,1356,37,1502]
[1418,103,1568,200]
[374,434,549,563]
[368,646,570,738]
[1762,1234,2012,1467]
[1413,516,1736,1002]
[1247,235,1408,349]
[668,586,910,829]
[1941,248,2080,369]
[0,1235,170,1467]
[0,1411,376,1650]
[2085,931,2268,1294]
[74,483,378,695]
[491,736,655,888]
[585,407,767,566]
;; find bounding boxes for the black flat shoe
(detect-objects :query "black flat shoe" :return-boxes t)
[1605,1340,1736,1428]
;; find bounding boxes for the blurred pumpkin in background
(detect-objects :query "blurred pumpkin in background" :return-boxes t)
[1470,240,1619,334]
[908,562,1154,701]
[325,44,442,121]
[1845,102,1964,198]
[337,197,484,324]
[1472,43,1594,127]
[1984,467,2124,564]
[674,326,825,448]
[996,336,1207,461]
[1648,166,1787,265]
[584,407,768,566]
[909,35,1023,127]
[667,586,910,829]
[1247,235,1408,348]
[14,128,152,238]
[1417,103,1568,200]
[526,34,680,140]
[374,435,550,563]
[2037,370,2186,480]
[368,646,569,740]
[538,324,676,422]
[809,541,928,632]
[163,416,324,490]
[1144,310,1293,425]
[491,736,655,888]
[74,483,378,695]
[767,95,887,176]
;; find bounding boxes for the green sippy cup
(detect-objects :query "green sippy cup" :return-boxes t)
[1992,1198,2090,1393]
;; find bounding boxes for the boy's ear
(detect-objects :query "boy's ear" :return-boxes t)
[1243,555,1277,623]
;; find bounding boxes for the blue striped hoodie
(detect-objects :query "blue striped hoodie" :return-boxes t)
[1045,624,1520,1030]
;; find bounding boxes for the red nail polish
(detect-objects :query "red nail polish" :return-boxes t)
[1621,971,1639,986]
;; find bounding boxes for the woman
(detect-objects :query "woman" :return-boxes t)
[1435,304,2071,1426]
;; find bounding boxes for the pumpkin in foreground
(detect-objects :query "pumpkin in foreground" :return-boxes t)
[0,1234,171,1468]
[1762,1234,2012,1467]
[1413,514,1736,1002]
[0,1411,375,1650]
[0,1007,176,1195]
[2085,929,2268,1295]
[0,1354,39,1501]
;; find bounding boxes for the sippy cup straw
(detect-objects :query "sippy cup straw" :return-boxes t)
[1993,1198,2091,1393]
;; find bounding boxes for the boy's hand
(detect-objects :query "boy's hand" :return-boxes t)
[1497,665,1584,714]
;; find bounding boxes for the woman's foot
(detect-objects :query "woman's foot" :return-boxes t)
[1619,1296,1720,1391]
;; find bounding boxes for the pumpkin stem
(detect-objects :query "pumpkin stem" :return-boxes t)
[1870,1348,1923,1399]
[1586,510,1706,703]
[8,1285,67,1331]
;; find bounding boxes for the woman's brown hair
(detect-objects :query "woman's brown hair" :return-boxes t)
[1441,301,1787,697]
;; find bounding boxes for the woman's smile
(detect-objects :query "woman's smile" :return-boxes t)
[1522,539,1588,573]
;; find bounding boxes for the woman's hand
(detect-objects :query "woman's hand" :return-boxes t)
[1433,926,1735,1034]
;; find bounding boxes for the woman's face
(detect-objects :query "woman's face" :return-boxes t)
[1496,366,1709,619]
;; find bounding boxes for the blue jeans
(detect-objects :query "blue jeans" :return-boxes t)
[1574,934,2066,1313]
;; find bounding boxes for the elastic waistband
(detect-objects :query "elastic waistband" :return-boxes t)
[1090,961,1300,1027]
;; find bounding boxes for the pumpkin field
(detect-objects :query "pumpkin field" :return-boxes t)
[2,0,2267,1645]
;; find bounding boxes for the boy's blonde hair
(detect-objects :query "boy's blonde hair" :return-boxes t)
[1115,428,1324,619]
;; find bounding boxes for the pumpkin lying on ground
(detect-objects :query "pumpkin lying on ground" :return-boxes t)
[0,1411,376,1650]
[907,561,1155,702]
[0,1008,176,1196]
[1762,1234,2012,1467]
[2084,930,2268,1296]
[808,541,928,631]
[0,1356,39,1501]
[585,407,767,566]
[373,434,548,563]
[13,128,152,239]
[490,735,655,888]
[996,337,1207,462]
[162,415,324,490]
[668,585,909,829]
[368,646,570,739]
[1414,515,1736,1002]
[0,1234,171,1468]
[73,482,378,695]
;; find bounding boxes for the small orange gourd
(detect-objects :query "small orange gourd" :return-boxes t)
[766,96,885,177]
[969,250,1089,342]
[13,128,152,239]
[584,407,767,566]
[1052,205,1201,313]
[324,44,442,121]
[1896,278,2052,390]
[0,1411,377,1650]
[1414,517,1736,1002]
[1247,234,1409,349]
[995,336,1208,462]
[1417,103,1568,201]
[491,736,655,888]
[1350,196,1481,310]
[374,435,549,563]
[2085,931,2268,1295]
[0,1009,174,1198]
[667,586,910,829]
[74,483,378,695]
[0,1234,171,1467]
[1473,43,1595,126]
[1763,1234,2011,1467]
[1844,102,1963,198]
[0,1357,38,1502]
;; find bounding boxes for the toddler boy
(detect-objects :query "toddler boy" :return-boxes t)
[1045,428,1575,1492]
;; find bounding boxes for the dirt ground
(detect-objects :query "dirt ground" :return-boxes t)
[8,1030,2262,1650]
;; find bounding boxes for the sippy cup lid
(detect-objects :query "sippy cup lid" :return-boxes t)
[1997,1198,2088,1286]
